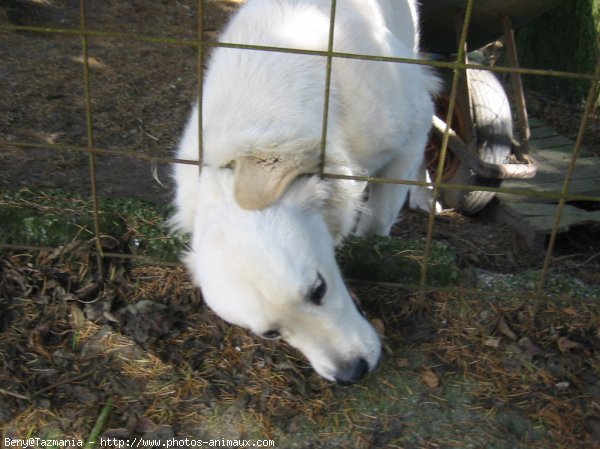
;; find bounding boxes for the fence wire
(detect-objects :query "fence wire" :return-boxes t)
[0,0,599,302]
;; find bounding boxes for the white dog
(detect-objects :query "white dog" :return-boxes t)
[172,0,437,385]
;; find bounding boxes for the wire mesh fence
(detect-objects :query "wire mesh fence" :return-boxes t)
[2,1,600,446]
[0,0,599,301]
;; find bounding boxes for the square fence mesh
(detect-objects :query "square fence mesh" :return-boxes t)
[1,0,599,300]
[1,1,600,446]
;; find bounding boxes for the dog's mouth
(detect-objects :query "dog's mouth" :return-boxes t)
[349,288,367,318]
[349,287,385,336]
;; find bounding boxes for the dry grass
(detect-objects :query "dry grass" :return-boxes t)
[2,244,598,447]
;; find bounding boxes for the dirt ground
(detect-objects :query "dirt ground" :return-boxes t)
[0,0,237,202]
[1,1,600,448]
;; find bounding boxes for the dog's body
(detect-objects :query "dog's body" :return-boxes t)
[172,0,437,384]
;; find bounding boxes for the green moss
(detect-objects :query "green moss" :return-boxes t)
[2,190,460,284]
[337,235,460,287]
[0,188,187,261]
[97,196,188,261]
[0,189,118,246]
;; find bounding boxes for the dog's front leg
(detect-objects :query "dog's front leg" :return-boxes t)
[408,157,442,214]
[355,153,420,237]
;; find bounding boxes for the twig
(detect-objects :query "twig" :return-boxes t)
[579,250,600,266]
[31,368,97,397]
[0,387,29,400]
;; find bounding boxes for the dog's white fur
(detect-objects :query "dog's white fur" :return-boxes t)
[172,0,437,383]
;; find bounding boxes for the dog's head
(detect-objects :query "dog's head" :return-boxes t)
[185,151,380,385]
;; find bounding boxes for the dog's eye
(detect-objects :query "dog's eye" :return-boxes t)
[308,273,327,305]
[262,330,280,339]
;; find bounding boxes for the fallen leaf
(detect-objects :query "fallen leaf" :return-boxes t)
[101,428,131,439]
[272,405,300,420]
[483,337,501,349]
[561,307,579,316]
[144,425,174,440]
[75,282,100,302]
[28,320,52,358]
[69,303,85,329]
[396,358,411,368]
[422,368,440,388]
[115,300,175,345]
[496,315,518,341]
[134,418,157,433]
[102,311,120,323]
[504,343,530,369]
[371,318,385,337]
[518,337,543,359]
[557,336,583,353]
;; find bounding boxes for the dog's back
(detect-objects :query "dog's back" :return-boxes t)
[179,0,436,170]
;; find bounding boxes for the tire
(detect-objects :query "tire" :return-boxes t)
[426,68,513,214]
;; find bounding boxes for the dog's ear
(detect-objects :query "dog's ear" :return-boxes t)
[233,153,320,210]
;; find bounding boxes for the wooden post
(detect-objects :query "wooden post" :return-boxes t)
[454,13,477,149]
[502,15,531,159]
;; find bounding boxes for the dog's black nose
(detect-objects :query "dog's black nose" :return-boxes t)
[334,358,369,386]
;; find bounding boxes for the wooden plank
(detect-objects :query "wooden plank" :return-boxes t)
[528,124,563,139]
[529,138,595,159]
[517,157,600,181]
[499,201,600,233]
[530,135,576,150]
[494,116,599,247]
[500,162,600,198]
[530,150,594,167]
[528,117,550,129]
[494,200,547,249]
